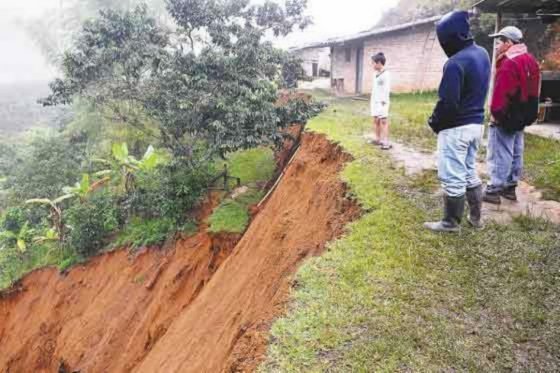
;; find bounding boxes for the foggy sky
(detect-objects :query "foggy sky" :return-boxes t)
[0,0,399,84]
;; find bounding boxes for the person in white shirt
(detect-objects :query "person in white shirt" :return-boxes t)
[370,52,392,150]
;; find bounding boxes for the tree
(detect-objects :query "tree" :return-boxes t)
[42,1,317,167]
[23,0,168,66]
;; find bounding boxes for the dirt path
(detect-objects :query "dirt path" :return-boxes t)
[364,134,560,225]
[0,133,359,372]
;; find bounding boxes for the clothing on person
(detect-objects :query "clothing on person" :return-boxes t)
[424,11,490,233]
[370,70,391,118]
[486,125,524,192]
[428,11,491,134]
[490,44,541,133]
[437,124,484,197]
[486,41,539,195]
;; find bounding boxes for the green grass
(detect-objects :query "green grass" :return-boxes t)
[114,217,182,249]
[262,95,560,372]
[524,134,560,201]
[208,189,263,234]
[390,91,439,150]
[209,146,276,234]
[224,147,275,186]
[0,244,80,289]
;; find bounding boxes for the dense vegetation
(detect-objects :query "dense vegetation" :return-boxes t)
[0,0,324,289]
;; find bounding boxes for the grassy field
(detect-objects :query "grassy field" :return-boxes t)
[262,95,560,372]
[307,90,560,202]
[524,134,560,201]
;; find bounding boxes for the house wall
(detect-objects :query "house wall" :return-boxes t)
[331,44,361,94]
[293,47,331,77]
[331,23,448,94]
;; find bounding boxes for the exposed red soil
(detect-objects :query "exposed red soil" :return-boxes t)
[0,133,360,372]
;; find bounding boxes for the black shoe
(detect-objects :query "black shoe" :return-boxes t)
[500,186,517,201]
[424,194,465,233]
[483,189,501,205]
[467,185,483,229]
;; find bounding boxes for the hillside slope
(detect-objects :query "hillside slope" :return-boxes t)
[0,133,359,372]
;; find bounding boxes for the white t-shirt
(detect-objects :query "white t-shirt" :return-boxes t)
[370,70,391,118]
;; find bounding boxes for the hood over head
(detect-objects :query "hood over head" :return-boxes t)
[436,11,474,57]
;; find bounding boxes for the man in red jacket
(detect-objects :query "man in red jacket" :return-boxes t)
[484,26,541,204]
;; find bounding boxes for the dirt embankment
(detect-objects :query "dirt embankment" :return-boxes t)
[0,133,359,372]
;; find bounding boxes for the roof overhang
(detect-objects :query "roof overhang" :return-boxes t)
[289,15,442,50]
[474,0,560,14]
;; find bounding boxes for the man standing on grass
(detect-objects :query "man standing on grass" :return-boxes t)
[370,52,392,150]
[424,11,491,232]
[483,26,541,205]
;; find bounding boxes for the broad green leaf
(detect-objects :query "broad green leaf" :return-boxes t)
[17,238,26,252]
[112,143,129,162]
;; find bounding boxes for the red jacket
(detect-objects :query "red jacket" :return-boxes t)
[491,44,541,132]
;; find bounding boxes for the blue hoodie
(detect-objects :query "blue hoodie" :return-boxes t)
[428,11,491,133]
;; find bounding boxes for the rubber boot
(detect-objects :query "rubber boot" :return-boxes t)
[424,194,465,233]
[466,185,483,229]
[500,185,517,201]
[483,187,501,205]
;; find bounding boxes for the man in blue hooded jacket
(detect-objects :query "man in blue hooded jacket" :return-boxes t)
[424,11,491,232]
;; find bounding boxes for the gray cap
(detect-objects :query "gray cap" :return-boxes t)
[489,26,523,42]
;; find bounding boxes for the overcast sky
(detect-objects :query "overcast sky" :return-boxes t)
[0,0,399,84]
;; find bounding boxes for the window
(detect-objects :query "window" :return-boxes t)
[345,48,352,63]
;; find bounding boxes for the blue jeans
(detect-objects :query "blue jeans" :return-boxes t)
[437,124,484,197]
[487,125,524,192]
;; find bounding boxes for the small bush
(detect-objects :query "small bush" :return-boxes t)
[66,192,120,257]
[115,217,176,249]
[131,161,213,222]
[1,207,26,232]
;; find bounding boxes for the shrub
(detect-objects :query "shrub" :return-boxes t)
[66,192,120,257]
[1,207,26,233]
[131,161,214,222]
[114,217,176,249]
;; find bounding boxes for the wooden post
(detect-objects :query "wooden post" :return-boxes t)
[488,10,503,108]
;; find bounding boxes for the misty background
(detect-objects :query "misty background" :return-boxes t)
[0,0,398,136]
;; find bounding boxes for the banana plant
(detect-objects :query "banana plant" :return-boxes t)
[26,194,74,243]
[63,174,110,201]
[33,227,60,245]
[94,143,163,194]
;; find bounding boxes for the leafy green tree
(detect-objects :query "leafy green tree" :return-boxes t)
[24,0,168,66]
[42,1,316,166]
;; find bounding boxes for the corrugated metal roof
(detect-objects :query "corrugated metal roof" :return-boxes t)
[290,15,442,51]
[474,0,560,13]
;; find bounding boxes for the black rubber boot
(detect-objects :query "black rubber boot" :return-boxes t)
[424,195,465,233]
[500,185,518,201]
[466,185,483,229]
[483,188,501,205]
